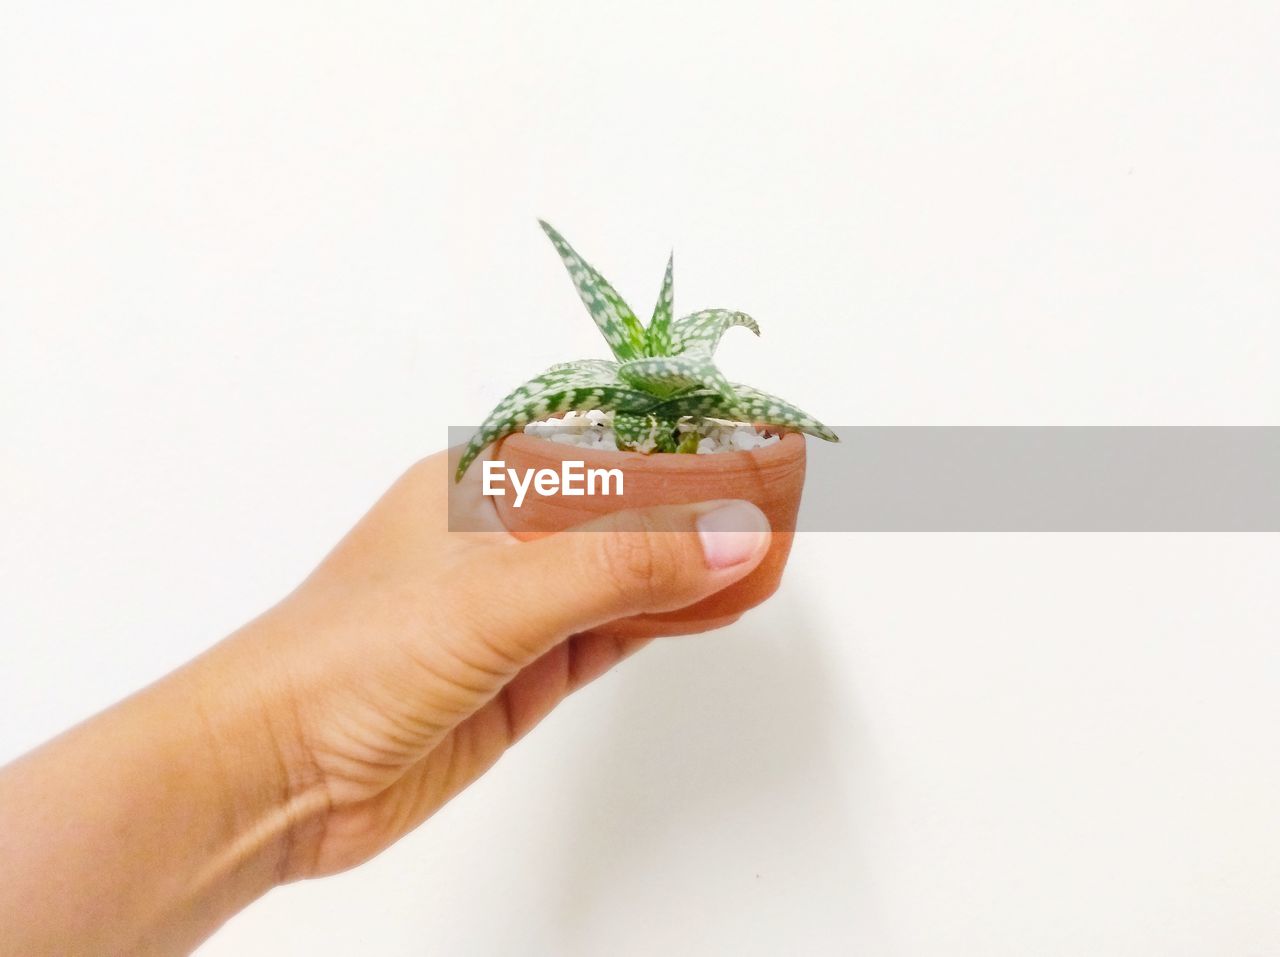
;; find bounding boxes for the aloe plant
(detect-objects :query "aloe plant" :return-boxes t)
[455,221,837,480]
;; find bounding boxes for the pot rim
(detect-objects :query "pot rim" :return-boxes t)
[496,429,806,473]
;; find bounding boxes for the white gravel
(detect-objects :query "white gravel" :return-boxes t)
[523,410,781,453]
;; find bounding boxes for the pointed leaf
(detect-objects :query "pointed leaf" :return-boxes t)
[667,309,760,357]
[654,422,679,452]
[455,366,654,480]
[643,390,727,420]
[645,252,675,356]
[651,383,838,442]
[545,358,621,378]
[612,411,655,451]
[612,411,679,452]
[618,354,740,409]
[538,220,646,361]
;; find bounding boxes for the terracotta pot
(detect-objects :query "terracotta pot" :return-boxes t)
[493,431,807,637]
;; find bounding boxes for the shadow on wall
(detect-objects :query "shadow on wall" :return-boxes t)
[544,590,889,954]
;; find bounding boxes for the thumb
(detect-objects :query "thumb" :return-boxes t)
[460,500,771,661]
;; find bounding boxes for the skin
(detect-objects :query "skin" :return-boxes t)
[0,447,771,956]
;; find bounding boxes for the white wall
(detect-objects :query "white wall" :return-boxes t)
[3,2,1278,954]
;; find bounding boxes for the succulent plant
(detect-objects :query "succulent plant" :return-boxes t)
[455,221,837,480]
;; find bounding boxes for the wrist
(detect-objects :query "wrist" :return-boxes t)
[183,623,332,889]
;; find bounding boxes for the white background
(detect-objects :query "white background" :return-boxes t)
[3,2,1279,954]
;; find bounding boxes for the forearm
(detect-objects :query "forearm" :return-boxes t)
[0,628,314,956]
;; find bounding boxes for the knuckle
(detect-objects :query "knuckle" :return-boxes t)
[441,561,528,662]
[597,512,680,608]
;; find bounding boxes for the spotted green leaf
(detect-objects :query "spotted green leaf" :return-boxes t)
[618,354,740,410]
[668,309,760,356]
[539,220,646,361]
[545,358,620,378]
[613,411,680,452]
[654,422,679,452]
[612,411,650,449]
[455,366,656,481]
[645,252,675,356]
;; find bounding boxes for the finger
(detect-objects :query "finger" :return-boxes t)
[449,499,770,667]
[582,611,742,641]
[370,628,655,840]
[446,442,511,538]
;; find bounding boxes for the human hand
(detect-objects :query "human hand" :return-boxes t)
[0,446,772,956]
[229,447,772,879]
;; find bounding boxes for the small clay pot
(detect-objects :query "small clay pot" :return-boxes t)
[493,431,807,637]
